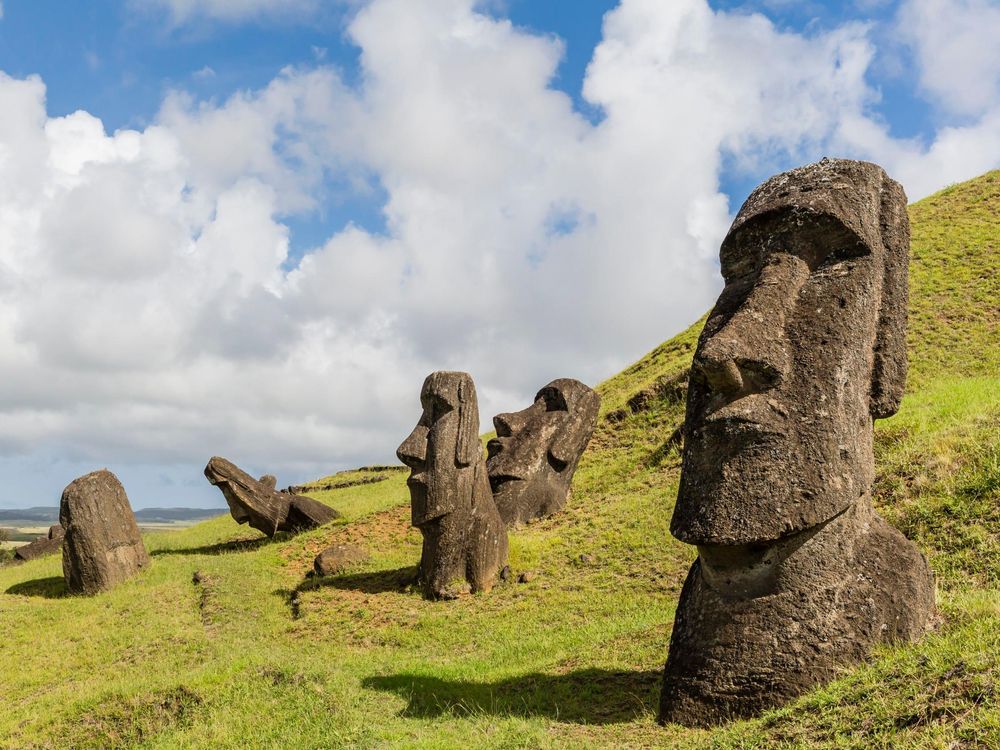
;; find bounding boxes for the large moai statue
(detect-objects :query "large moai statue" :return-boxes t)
[397,371,508,600]
[61,470,150,595]
[204,457,340,536]
[659,159,936,726]
[486,379,600,526]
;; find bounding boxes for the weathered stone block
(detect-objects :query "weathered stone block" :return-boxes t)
[61,470,149,595]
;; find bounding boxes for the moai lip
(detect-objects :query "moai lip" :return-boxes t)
[204,456,340,537]
[486,378,600,526]
[659,158,936,727]
[397,371,508,600]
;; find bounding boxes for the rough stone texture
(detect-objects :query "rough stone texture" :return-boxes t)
[660,159,936,727]
[487,378,600,526]
[60,470,150,595]
[397,371,508,600]
[313,543,369,576]
[204,457,340,536]
[14,524,65,562]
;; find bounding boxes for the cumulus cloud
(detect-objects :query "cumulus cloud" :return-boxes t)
[0,0,999,507]
[896,0,1000,118]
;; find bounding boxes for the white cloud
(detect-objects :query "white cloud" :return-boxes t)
[134,0,320,24]
[0,0,998,508]
[896,0,1000,118]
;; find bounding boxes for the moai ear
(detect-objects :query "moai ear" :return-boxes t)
[870,175,910,420]
[455,375,481,467]
[549,388,601,469]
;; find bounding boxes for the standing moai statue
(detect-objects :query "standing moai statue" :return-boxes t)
[204,457,340,536]
[659,159,936,727]
[397,371,508,600]
[486,379,600,526]
[61,470,150,595]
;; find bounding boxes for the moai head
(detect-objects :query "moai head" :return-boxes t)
[486,378,600,525]
[204,456,338,536]
[396,371,482,528]
[672,159,910,546]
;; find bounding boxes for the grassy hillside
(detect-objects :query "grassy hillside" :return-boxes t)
[1,171,997,749]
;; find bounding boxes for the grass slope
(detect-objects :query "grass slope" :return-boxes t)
[1,172,998,749]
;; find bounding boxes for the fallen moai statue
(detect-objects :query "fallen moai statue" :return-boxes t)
[487,378,600,526]
[13,524,65,562]
[61,470,150,595]
[659,158,936,727]
[204,457,340,536]
[397,371,508,599]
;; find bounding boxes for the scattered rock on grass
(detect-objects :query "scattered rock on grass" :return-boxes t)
[313,543,369,576]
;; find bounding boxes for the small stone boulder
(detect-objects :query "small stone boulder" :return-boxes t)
[13,524,65,562]
[61,470,149,595]
[313,544,369,576]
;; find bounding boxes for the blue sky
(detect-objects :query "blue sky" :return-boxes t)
[0,0,997,508]
[0,0,945,261]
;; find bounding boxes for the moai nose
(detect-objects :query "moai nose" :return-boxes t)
[396,425,428,469]
[695,254,808,397]
[695,313,789,397]
[493,413,516,437]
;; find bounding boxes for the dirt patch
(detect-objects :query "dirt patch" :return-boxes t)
[191,570,220,629]
[281,505,416,573]
[30,687,202,750]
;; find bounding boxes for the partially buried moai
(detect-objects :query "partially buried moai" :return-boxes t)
[659,159,936,727]
[486,379,600,526]
[61,470,150,595]
[397,371,508,600]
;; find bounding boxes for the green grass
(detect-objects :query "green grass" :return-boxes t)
[1,172,998,749]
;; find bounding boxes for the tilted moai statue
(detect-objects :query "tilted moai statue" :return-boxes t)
[397,371,508,600]
[14,524,65,562]
[204,456,340,536]
[486,379,600,526]
[659,159,936,726]
[61,470,150,595]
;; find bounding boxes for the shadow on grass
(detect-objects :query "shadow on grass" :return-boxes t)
[363,668,660,724]
[273,566,419,620]
[299,565,417,595]
[6,576,68,598]
[152,533,289,557]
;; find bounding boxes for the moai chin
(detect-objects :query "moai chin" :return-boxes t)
[487,378,600,526]
[397,371,508,600]
[659,159,936,727]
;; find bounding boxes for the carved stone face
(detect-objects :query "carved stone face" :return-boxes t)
[397,371,480,528]
[672,160,909,546]
[204,456,339,536]
[486,378,600,526]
